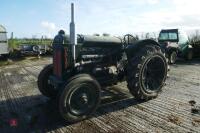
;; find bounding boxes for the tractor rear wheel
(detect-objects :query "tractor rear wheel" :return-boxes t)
[38,64,57,98]
[58,74,101,123]
[127,45,167,101]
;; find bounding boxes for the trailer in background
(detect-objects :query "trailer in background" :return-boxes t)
[0,25,9,58]
[19,44,50,56]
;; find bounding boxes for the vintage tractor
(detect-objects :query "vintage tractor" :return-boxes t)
[38,3,167,123]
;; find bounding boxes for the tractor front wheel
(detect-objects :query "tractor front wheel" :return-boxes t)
[38,64,57,98]
[127,45,167,101]
[58,74,101,123]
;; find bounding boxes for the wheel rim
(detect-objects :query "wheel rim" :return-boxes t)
[170,52,177,63]
[141,55,166,93]
[68,83,99,116]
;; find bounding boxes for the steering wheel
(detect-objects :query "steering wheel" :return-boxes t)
[123,34,135,45]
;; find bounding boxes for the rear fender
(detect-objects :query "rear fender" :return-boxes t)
[181,44,193,57]
[125,39,160,59]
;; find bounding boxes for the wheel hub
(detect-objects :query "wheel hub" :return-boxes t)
[142,55,166,93]
[80,93,88,104]
[68,84,98,116]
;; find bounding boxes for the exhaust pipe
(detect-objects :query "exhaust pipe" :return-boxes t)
[70,3,77,65]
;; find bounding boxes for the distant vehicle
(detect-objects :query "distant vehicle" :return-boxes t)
[0,25,9,58]
[158,29,193,64]
[19,44,48,56]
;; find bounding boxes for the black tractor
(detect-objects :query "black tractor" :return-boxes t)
[37,3,167,123]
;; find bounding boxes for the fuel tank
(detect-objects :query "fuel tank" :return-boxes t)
[77,35,123,47]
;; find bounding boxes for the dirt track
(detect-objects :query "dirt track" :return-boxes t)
[0,57,200,133]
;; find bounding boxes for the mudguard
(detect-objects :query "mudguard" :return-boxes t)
[181,44,193,57]
[125,39,160,59]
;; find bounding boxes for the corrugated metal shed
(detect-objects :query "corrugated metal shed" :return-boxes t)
[0,25,6,33]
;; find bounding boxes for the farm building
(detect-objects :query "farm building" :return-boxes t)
[0,25,9,56]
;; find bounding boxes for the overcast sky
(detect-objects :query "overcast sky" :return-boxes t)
[1,0,200,38]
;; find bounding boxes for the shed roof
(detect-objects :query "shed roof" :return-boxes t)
[0,25,6,33]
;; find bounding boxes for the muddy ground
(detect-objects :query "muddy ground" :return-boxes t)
[0,57,199,133]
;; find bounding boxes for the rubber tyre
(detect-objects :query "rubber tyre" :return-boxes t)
[58,74,101,123]
[38,64,57,98]
[185,50,193,60]
[2,54,9,59]
[169,51,177,64]
[126,45,167,101]
[0,54,9,60]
